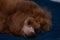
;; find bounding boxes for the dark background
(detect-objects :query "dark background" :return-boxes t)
[0,0,60,40]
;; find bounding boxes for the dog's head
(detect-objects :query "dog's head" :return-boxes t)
[21,13,51,37]
[19,2,51,37]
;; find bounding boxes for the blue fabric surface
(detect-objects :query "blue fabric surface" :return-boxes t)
[0,0,60,40]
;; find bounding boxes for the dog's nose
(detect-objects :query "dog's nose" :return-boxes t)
[34,27,41,33]
[26,32,36,37]
[30,32,35,37]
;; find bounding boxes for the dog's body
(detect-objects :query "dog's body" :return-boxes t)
[0,0,51,37]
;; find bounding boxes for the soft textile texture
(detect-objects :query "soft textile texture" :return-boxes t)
[0,0,60,40]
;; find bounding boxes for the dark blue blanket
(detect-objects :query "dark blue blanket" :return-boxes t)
[0,0,60,40]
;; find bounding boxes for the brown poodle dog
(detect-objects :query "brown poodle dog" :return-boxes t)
[0,0,52,37]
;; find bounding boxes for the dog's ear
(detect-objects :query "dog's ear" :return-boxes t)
[40,18,52,31]
[32,5,52,31]
[35,16,52,31]
[40,9,52,31]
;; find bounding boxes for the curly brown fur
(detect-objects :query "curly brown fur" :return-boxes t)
[0,0,52,37]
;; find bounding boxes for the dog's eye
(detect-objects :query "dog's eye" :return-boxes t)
[27,20,32,25]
